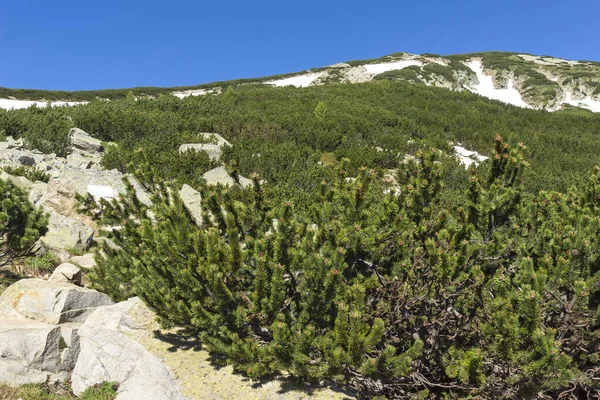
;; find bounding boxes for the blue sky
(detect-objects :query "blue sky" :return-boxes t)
[1,0,599,90]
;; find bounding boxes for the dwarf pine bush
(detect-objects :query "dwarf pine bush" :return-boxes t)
[0,179,48,267]
[84,137,600,398]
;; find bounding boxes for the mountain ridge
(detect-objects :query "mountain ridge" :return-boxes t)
[2,51,600,112]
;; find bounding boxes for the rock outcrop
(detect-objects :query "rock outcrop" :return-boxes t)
[0,279,185,399]
[71,298,185,400]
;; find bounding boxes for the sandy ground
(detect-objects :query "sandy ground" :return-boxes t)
[123,314,356,400]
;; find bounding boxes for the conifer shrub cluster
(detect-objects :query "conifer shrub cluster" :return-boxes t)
[85,137,600,398]
[0,106,73,156]
[0,179,48,267]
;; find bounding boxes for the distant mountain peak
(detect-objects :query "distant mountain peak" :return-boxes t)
[2,51,600,113]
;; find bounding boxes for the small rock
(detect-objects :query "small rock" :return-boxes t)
[69,254,96,270]
[18,155,36,166]
[179,143,222,161]
[70,128,104,153]
[179,184,203,226]
[49,263,83,285]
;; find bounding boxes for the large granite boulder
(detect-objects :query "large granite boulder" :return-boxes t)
[0,279,113,324]
[38,211,95,255]
[71,298,185,400]
[70,128,104,153]
[0,316,71,385]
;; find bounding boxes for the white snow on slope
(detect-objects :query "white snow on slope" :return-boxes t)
[264,72,325,88]
[172,89,215,99]
[454,145,489,168]
[363,60,423,75]
[464,60,531,109]
[563,92,600,112]
[0,99,86,110]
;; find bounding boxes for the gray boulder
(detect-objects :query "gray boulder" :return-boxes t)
[179,184,203,226]
[203,166,253,189]
[203,166,236,187]
[0,316,71,386]
[70,128,104,153]
[178,143,222,161]
[0,279,113,324]
[69,253,96,270]
[39,210,94,254]
[1,170,33,191]
[198,132,231,147]
[71,298,185,400]
[49,263,83,285]
[18,155,36,166]
[66,152,94,169]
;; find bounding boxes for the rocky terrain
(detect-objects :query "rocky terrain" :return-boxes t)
[0,130,355,399]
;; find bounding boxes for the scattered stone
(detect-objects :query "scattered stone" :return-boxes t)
[0,279,113,324]
[1,170,34,191]
[70,128,104,153]
[39,211,94,254]
[69,253,96,270]
[198,132,231,147]
[202,166,252,189]
[179,184,203,226]
[179,143,222,161]
[49,263,83,285]
[18,155,36,166]
[67,152,94,169]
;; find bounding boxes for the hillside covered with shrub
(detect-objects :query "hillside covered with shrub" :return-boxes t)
[2,77,600,398]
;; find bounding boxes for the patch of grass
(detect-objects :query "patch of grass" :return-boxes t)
[320,152,338,166]
[0,382,118,400]
[21,254,60,276]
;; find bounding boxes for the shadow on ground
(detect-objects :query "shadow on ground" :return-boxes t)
[153,327,357,399]
[0,268,24,294]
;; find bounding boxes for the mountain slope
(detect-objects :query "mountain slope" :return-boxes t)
[1,51,600,112]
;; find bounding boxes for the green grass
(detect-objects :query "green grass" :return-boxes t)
[0,382,118,400]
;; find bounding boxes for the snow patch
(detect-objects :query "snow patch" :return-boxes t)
[454,145,489,168]
[563,92,600,112]
[0,99,86,110]
[264,72,325,88]
[363,60,423,75]
[172,89,216,99]
[464,61,531,109]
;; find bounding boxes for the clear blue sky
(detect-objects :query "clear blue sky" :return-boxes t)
[1,0,599,90]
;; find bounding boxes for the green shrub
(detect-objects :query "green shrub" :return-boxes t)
[0,178,48,268]
[2,165,50,183]
[86,138,600,398]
